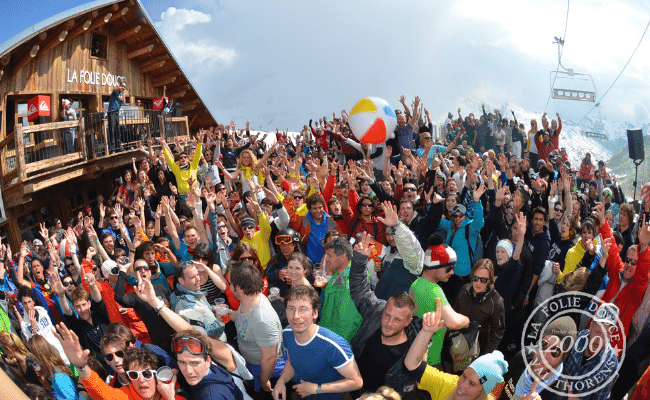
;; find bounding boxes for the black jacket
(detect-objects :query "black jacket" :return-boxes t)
[455,283,506,354]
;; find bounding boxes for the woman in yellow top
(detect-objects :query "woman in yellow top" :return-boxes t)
[161,129,205,197]
[404,299,509,400]
[222,142,279,194]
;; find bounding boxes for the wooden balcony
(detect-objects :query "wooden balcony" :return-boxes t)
[1,109,190,209]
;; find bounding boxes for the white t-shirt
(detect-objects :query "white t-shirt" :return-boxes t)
[21,306,70,364]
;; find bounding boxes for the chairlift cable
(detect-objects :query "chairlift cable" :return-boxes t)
[577,17,650,127]
[543,0,571,113]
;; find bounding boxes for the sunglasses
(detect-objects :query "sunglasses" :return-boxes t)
[275,235,294,245]
[92,267,99,272]
[65,263,74,268]
[104,350,125,361]
[360,203,374,208]
[293,195,304,200]
[242,225,256,231]
[626,258,638,267]
[541,338,563,358]
[109,216,119,220]
[216,224,228,230]
[127,370,157,381]
[403,187,417,192]
[172,336,207,355]
[62,280,74,287]
[453,214,464,219]
[240,256,256,262]
[452,204,467,215]
[181,261,194,270]
[471,276,489,284]
[507,204,514,209]
[135,266,148,273]
[554,208,563,213]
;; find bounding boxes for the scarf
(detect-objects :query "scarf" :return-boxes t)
[516,359,563,396]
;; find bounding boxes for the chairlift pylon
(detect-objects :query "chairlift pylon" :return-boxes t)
[550,37,597,102]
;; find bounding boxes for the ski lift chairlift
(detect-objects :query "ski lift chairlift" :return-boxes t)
[550,69,597,102]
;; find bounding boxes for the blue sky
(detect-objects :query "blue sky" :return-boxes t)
[1,0,649,131]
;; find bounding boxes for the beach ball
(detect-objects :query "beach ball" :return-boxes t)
[348,97,397,144]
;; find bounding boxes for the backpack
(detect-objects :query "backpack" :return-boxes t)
[441,320,481,374]
[465,224,483,266]
[449,222,483,266]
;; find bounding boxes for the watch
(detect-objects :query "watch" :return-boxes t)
[317,384,323,395]
[154,299,165,313]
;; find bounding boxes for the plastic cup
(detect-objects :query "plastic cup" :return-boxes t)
[216,305,230,323]
[156,366,173,384]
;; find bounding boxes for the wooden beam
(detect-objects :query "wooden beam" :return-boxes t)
[14,44,39,71]
[114,25,141,41]
[1,54,10,66]
[127,44,154,59]
[14,125,25,182]
[169,90,186,99]
[39,28,69,57]
[38,32,47,41]
[139,60,165,73]
[183,104,197,111]
[86,12,113,32]
[183,98,202,107]
[152,70,181,85]
[121,7,129,16]
[64,19,75,30]
[112,3,119,11]
[152,76,176,87]
[68,19,94,41]
[170,84,191,97]
[139,54,169,69]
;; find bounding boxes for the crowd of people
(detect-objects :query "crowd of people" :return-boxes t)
[1,97,650,400]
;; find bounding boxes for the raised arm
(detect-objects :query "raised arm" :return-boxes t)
[134,275,236,371]
[162,197,181,252]
[404,301,444,370]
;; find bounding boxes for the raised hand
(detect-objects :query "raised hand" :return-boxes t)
[473,183,486,202]
[353,231,375,257]
[638,214,650,251]
[376,201,399,227]
[52,323,90,369]
[39,223,48,240]
[552,262,560,275]
[50,273,65,296]
[595,202,605,226]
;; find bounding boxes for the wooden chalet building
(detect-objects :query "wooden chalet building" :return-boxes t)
[0,0,216,248]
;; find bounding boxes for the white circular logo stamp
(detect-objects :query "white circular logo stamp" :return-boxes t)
[520,292,625,397]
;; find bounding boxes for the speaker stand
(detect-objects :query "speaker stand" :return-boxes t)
[633,159,643,204]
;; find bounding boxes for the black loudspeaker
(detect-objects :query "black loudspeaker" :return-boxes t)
[627,129,644,161]
[173,103,182,117]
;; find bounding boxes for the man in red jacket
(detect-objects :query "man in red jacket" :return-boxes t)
[596,202,650,353]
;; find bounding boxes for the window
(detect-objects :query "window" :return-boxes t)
[91,33,108,59]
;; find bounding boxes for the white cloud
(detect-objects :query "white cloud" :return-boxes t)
[154,7,236,67]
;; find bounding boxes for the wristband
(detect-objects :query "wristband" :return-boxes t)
[154,299,165,313]
[76,363,88,372]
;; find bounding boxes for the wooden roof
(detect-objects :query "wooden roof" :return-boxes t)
[0,0,216,129]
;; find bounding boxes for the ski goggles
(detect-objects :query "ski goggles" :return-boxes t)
[275,235,295,245]
[172,336,208,355]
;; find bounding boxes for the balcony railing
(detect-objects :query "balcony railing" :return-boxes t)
[1,109,190,187]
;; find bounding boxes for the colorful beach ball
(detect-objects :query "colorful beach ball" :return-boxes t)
[348,97,397,144]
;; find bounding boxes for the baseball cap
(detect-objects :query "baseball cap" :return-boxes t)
[593,303,619,326]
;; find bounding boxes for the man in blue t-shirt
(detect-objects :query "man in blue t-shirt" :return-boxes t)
[107,80,128,153]
[272,286,363,400]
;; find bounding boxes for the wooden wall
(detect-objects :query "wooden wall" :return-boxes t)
[0,24,164,140]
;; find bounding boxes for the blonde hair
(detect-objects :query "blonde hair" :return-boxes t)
[0,331,32,357]
[27,335,73,379]
[359,386,401,400]
[563,267,590,292]
[237,149,258,169]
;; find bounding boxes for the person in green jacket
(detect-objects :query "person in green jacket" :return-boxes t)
[320,237,363,343]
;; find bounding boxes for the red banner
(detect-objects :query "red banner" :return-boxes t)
[27,95,51,122]
[152,96,167,111]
